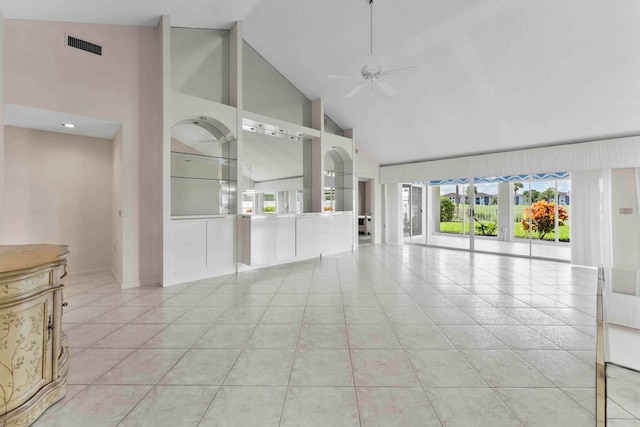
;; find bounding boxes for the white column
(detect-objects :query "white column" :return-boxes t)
[304,98,324,212]
[497,182,512,242]
[160,15,171,286]
[384,183,403,244]
[430,185,440,236]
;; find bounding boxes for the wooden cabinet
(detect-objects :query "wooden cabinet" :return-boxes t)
[0,245,69,426]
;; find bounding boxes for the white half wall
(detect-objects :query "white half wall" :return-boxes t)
[3,126,113,274]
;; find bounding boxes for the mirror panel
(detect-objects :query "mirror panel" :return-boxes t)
[171,120,236,216]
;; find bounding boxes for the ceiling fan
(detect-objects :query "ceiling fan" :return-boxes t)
[328,0,418,97]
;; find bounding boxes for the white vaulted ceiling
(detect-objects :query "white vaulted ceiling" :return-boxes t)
[2,0,640,165]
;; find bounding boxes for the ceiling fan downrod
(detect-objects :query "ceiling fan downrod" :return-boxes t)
[369,0,374,56]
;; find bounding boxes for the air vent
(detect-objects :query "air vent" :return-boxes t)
[67,35,102,56]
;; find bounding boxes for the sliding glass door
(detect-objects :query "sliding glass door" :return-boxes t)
[428,180,471,250]
[403,184,424,240]
[425,172,570,261]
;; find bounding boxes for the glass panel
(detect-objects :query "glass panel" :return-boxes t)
[472,180,500,254]
[430,183,470,250]
[530,178,571,260]
[411,186,423,237]
[402,185,411,238]
[324,187,335,212]
[242,191,255,214]
[171,28,230,105]
[263,192,276,213]
[296,190,304,213]
[170,120,236,216]
[512,179,532,257]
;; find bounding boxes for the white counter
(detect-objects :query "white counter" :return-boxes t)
[241,212,354,266]
[168,215,237,285]
[166,212,354,285]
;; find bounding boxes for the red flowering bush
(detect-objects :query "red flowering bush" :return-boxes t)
[521,200,568,240]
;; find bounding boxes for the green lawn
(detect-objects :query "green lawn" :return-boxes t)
[439,221,570,242]
[460,204,571,223]
[439,221,471,233]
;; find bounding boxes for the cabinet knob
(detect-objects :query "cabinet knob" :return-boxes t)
[62,302,68,307]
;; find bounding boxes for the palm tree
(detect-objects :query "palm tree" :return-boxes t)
[513,182,523,203]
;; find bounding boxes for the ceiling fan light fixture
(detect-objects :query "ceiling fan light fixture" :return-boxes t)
[327,0,417,98]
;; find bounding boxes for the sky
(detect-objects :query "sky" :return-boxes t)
[439,179,570,196]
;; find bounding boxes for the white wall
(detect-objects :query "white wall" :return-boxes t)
[4,126,113,274]
[611,168,640,269]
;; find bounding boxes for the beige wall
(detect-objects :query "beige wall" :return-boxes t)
[112,126,123,282]
[4,19,163,287]
[0,11,4,243]
[3,126,113,274]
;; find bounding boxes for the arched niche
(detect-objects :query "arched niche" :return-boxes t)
[324,147,353,212]
[170,116,237,216]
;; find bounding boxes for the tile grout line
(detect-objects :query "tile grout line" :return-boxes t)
[373,263,445,427]
[339,265,363,427]
[196,273,285,426]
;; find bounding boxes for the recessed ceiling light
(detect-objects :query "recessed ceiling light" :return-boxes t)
[61,123,76,128]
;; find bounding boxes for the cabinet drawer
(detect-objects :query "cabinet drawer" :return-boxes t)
[0,271,52,299]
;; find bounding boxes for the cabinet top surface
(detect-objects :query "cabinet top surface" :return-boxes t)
[0,244,69,274]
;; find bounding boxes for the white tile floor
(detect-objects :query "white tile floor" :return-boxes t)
[409,233,571,261]
[607,364,640,425]
[34,244,598,426]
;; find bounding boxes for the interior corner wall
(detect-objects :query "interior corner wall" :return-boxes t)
[112,126,123,283]
[242,41,312,127]
[4,19,163,287]
[356,146,382,243]
[3,126,113,274]
[171,28,230,105]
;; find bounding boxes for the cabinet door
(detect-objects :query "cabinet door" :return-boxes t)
[0,293,53,413]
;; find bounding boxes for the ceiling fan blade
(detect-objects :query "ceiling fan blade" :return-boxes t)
[345,81,369,98]
[327,74,359,79]
[376,80,398,96]
[381,65,419,76]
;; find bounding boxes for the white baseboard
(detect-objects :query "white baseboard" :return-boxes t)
[167,265,237,287]
[66,267,113,278]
